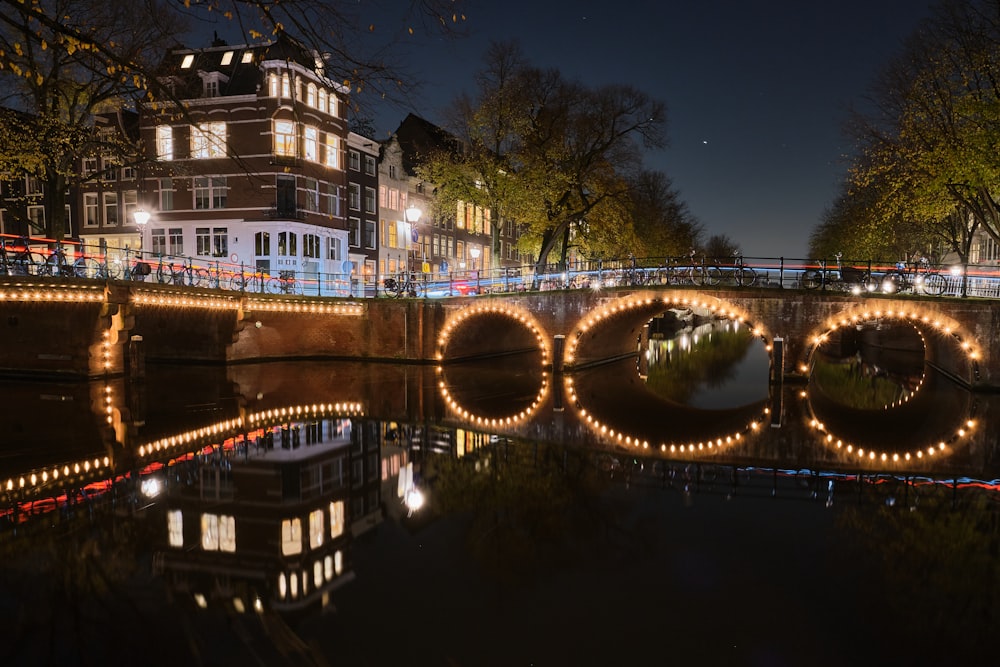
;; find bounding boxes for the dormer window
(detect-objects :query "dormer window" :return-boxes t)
[241,51,253,64]
[220,51,233,66]
[199,71,228,98]
[181,54,194,69]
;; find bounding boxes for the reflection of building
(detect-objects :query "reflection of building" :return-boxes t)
[152,416,380,617]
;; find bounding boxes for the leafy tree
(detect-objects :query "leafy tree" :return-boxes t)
[423,40,668,276]
[627,169,703,259]
[841,0,1000,265]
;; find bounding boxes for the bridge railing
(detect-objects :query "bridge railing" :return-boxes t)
[3,235,999,300]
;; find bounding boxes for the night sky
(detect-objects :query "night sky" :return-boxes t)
[359,1,936,260]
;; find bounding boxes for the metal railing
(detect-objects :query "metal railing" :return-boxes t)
[3,235,998,300]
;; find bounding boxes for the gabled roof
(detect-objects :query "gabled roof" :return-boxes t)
[393,113,464,174]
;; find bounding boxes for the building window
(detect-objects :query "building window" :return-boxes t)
[388,220,398,249]
[159,178,174,211]
[379,185,387,208]
[303,233,320,258]
[281,518,302,556]
[327,236,342,261]
[27,205,45,229]
[255,231,271,256]
[309,509,324,549]
[364,155,376,176]
[348,183,360,210]
[348,150,360,171]
[155,126,173,160]
[83,193,98,227]
[364,187,376,214]
[318,90,327,113]
[364,220,376,249]
[204,79,219,98]
[281,72,290,98]
[196,227,211,256]
[194,176,226,209]
[151,228,166,256]
[304,126,318,162]
[102,192,118,226]
[306,83,317,108]
[268,73,278,97]
[278,231,297,257]
[348,217,360,247]
[83,156,98,177]
[121,165,135,181]
[329,501,344,539]
[169,228,183,255]
[325,134,339,168]
[221,50,233,66]
[180,53,194,68]
[201,512,219,551]
[276,175,296,217]
[323,182,338,216]
[212,227,228,257]
[167,510,183,548]
[123,190,137,226]
[190,121,226,159]
[274,120,295,157]
[302,178,319,212]
[388,164,397,179]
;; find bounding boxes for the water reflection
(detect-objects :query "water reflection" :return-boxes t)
[1,325,999,664]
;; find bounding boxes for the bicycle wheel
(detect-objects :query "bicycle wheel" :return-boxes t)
[190,268,208,287]
[734,267,756,287]
[75,257,101,279]
[229,274,247,291]
[266,277,283,294]
[921,272,947,296]
[155,264,172,284]
[702,265,723,286]
[880,271,906,294]
[801,269,823,289]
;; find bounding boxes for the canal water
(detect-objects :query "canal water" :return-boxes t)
[1,318,997,666]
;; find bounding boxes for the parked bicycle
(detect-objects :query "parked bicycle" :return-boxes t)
[879,257,947,296]
[383,273,420,297]
[106,249,151,281]
[39,242,92,278]
[662,250,723,286]
[728,253,757,287]
[268,270,298,294]
[229,266,266,293]
[0,236,44,276]
[801,253,877,292]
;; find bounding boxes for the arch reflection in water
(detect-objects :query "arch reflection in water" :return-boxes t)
[570,318,772,457]
[806,321,976,465]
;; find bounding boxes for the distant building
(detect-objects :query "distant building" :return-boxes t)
[83,33,354,290]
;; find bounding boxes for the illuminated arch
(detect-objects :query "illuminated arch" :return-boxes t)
[798,305,982,384]
[435,302,550,365]
[566,292,774,368]
[436,366,550,427]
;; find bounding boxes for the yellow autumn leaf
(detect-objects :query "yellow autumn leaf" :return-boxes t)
[41,40,47,50]
[408,27,414,35]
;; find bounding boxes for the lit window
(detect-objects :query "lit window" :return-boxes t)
[318,90,327,113]
[329,501,344,539]
[304,126,318,161]
[309,509,324,549]
[219,515,236,552]
[167,510,183,548]
[274,120,295,157]
[103,192,118,226]
[281,73,290,97]
[306,83,317,107]
[241,51,253,64]
[83,193,98,226]
[180,54,194,68]
[201,513,219,551]
[190,122,226,159]
[221,51,233,66]
[314,561,323,588]
[155,126,173,160]
[268,73,278,97]
[325,134,338,168]
[281,518,302,556]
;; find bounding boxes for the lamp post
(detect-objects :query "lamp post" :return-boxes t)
[404,205,422,273]
[133,208,150,254]
[470,246,481,294]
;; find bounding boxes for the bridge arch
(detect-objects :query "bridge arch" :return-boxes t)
[435,302,551,365]
[799,304,982,387]
[564,291,773,372]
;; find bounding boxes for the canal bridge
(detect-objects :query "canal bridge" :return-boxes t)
[0,278,994,389]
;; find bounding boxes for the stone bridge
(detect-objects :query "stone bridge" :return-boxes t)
[0,279,995,389]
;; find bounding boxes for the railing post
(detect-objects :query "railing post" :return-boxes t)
[820,258,827,290]
[779,257,784,288]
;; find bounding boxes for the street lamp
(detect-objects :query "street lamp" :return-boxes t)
[134,208,150,253]
[404,205,422,273]
[470,246,481,294]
